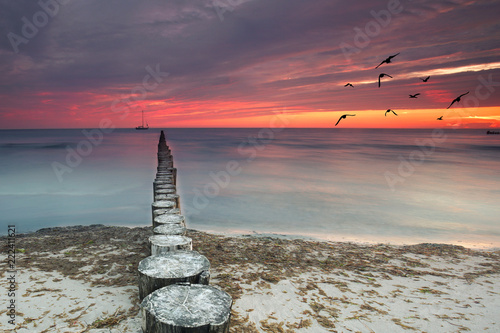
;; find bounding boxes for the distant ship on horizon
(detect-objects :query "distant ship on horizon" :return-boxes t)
[136,110,149,130]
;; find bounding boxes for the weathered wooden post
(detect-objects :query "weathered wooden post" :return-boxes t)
[153,223,186,236]
[153,181,176,196]
[148,235,192,255]
[153,213,185,228]
[154,193,174,201]
[137,251,210,300]
[155,193,180,209]
[155,175,174,182]
[138,130,233,332]
[141,284,232,333]
[154,189,177,202]
[155,183,176,191]
[154,189,176,195]
[153,208,181,220]
[152,200,177,224]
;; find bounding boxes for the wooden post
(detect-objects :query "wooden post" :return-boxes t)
[155,183,176,190]
[153,213,185,228]
[139,131,232,332]
[153,208,180,219]
[155,175,173,182]
[153,224,186,236]
[141,284,232,333]
[153,181,175,196]
[157,171,173,176]
[152,200,177,224]
[148,235,192,255]
[154,180,174,186]
[154,194,171,201]
[155,184,176,193]
[154,193,180,209]
[154,189,176,202]
[137,251,210,300]
[159,130,166,142]
[154,168,177,185]
[155,189,176,195]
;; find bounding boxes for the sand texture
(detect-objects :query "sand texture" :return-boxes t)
[1,225,499,332]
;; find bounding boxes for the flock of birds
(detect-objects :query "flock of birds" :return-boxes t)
[336,53,469,126]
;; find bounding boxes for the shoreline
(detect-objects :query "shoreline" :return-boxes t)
[193,228,500,251]
[1,224,499,332]
[6,223,500,251]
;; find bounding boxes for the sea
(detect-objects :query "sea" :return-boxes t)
[0,128,499,249]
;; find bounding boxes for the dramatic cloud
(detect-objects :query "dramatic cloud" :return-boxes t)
[0,0,499,128]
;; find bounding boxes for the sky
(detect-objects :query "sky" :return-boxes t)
[0,0,499,129]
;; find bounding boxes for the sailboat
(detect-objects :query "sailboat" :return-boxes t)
[136,110,149,130]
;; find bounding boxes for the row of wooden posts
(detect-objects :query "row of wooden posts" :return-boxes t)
[137,131,233,332]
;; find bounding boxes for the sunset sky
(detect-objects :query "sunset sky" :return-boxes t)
[1,0,499,129]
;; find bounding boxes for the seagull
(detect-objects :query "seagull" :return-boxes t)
[409,93,420,98]
[420,76,430,82]
[335,114,356,126]
[344,83,354,87]
[375,53,400,69]
[385,109,398,116]
[378,73,393,87]
[446,91,470,109]
[437,116,443,120]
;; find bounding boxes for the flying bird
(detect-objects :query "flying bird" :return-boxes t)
[437,116,443,120]
[409,93,420,98]
[344,83,354,87]
[375,53,400,69]
[447,91,470,109]
[335,114,356,126]
[378,73,393,87]
[385,109,398,116]
[420,76,430,82]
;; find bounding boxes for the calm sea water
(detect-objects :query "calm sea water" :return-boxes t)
[1,128,499,248]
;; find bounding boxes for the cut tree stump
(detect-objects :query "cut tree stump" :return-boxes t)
[148,235,192,255]
[141,284,232,333]
[138,251,210,300]
[153,224,186,236]
[153,213,185,228]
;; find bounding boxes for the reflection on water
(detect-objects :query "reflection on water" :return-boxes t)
[0,128,499,248]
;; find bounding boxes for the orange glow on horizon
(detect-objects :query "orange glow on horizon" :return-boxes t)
[148,107,500,129]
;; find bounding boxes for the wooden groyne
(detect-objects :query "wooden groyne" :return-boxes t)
[138,130,232,332]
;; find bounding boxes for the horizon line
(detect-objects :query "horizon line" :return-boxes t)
[1,127,498,130]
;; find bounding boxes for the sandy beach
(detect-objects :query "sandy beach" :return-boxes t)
[1,225,499,332]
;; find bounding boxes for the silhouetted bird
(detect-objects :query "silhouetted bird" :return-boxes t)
[420,76,430,82]
[375,53,400,69]
[409,93,420,98]
[385,109,398,116]
[378,73,393,87]
[437,116,443,120]
[344,83,354,87]
[335,114,356,126]
[447,91,470,109]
